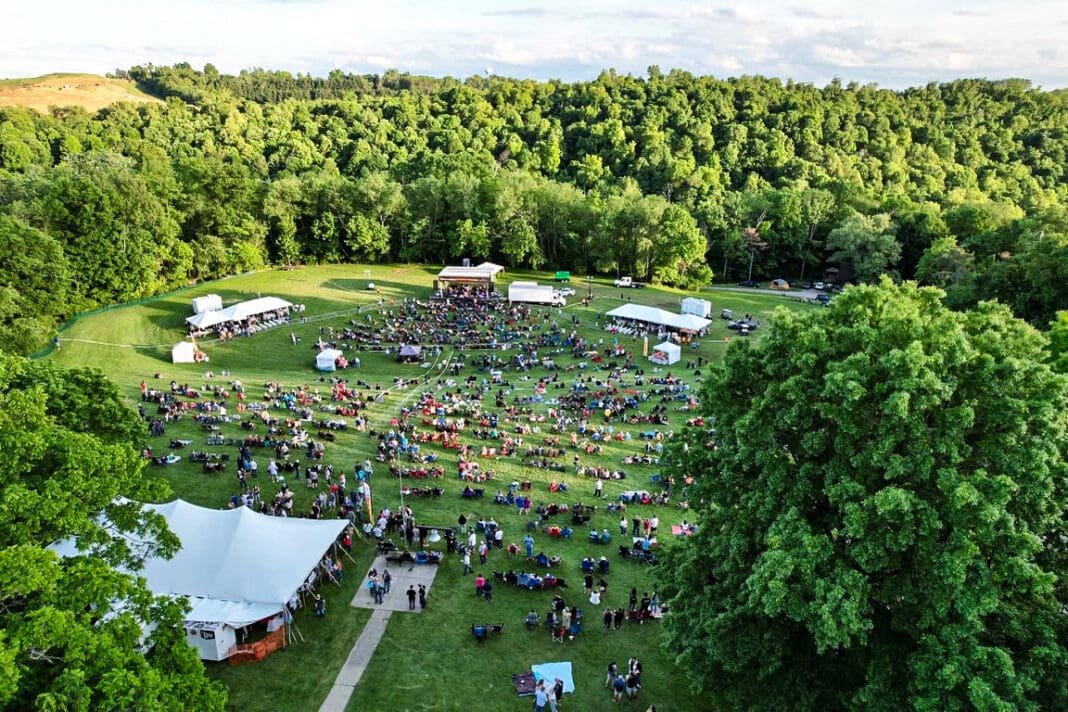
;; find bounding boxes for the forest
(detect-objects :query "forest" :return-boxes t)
[1,63,1067,354]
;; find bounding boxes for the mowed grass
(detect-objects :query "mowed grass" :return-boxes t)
[44,265,811,711]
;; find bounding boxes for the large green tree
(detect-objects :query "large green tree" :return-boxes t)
[0,354,227,711]
[659,280,1068,711]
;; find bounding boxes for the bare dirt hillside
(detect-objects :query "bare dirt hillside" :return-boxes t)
[0,73,164,113]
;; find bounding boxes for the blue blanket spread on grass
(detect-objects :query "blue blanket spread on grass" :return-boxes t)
[531,662,575,694]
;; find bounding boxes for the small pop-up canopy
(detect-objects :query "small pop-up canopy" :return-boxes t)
[398,344,422,362]
[172,342,197,364]
[316,348,344,372]
[650,341,681,365]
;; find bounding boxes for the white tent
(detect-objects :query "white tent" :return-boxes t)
[191,294,223,314]
[171,342,197,364]
[316,348,344,372]
[651,341,681,365]
[51,500,347,628]
[185,296,293,330]
[606,304,712,333]
[681,297,712,318]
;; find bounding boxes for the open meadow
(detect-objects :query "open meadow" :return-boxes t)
[45,265,812,712]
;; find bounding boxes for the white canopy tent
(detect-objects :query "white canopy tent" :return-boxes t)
[185,296,293,330]
[680,297,712,318]
[191,294,223,314]
[606,304,712,333]
[316,348,345,372]
[171,341,197,364]
[651,341,681,365]
[50,500,347,627]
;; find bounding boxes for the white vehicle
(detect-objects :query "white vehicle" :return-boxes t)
[814,282,825,290]
[509,281,565,306]
[555,287,576,297]
[614,276,645,288]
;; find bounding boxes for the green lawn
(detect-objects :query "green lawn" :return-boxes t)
[44,265,810,711]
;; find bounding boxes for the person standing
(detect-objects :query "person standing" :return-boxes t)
[478,540,488,565]
[629,587,639,611]
[603,607,613,630]
[619,516,627,537]
[475,573,485,597]
[533,681,548,712]
[482,580,493,603]
[584,572,594,595]
[382,569,392,594]
[406,585,417,611]
[613,607,624,630]
[524,533,535,558]
[462,548,473,575]
[494,526,504,549]
[626,670,640,700]
[418,584,427,609]
[605,661,618,687]
[612,673,627,702]
[594,478,603,498]
[553,678,564,710]
[632,514,641,537]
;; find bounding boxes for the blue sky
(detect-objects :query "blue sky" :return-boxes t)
[5,0,1067,89]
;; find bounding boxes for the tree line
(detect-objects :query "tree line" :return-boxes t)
[1,64,1067,353]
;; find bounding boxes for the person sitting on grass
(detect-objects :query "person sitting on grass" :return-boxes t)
[525,609,540,630]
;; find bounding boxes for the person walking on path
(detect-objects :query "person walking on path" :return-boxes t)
[382,569,392,594]
[418,584,427,609]
[406,585,417,610]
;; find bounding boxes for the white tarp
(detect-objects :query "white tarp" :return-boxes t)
[185,296,293,330]
[316,348,344,372]
[171,342,196,364]
[191,294,223,314]
[651,341,681,365]
[680,297,711,318]
[50,499,347,626]
[606,304,712,332]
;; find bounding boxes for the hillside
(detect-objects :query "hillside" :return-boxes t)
[0,73,163,113]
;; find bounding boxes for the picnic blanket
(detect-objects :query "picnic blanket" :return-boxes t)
[671,525,694,535]
[531,661,575,694]
[512,672,537,696]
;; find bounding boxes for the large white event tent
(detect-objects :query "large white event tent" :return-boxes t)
[185,296,293,330]
[51,499,347,629]
[606,304,712,333]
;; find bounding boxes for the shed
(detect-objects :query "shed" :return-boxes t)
[171,341,197,364]
[680,297,711,318]
[650,341,681,366]
[315,348,345,372]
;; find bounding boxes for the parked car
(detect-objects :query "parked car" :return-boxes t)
[738,280,759,288]
[801,281,815,289]
[813,281,825,290]
[815,293,832,304]
[555,287,576,297]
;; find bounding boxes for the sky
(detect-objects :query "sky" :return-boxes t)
[5,0,1068,89]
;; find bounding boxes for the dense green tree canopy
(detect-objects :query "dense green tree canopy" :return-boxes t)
[658,281,1068,711]
[0,354,227,711]
[2,66,1068,352]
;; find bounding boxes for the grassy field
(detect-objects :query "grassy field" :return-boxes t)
[0,73,162,113]
[44,265,810,711]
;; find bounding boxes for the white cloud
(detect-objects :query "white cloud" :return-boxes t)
[1,0,1066,88]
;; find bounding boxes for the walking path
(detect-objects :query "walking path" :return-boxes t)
[319,554,441,712]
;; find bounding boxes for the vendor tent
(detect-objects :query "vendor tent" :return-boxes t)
[397,344,422,362]
[191,294,223,314]
[171,341,197,364]
[50,499,347,629]
[650,341,681,365]
[606,304,712,333]
[315,348,344,372]
[680,297,711,318]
